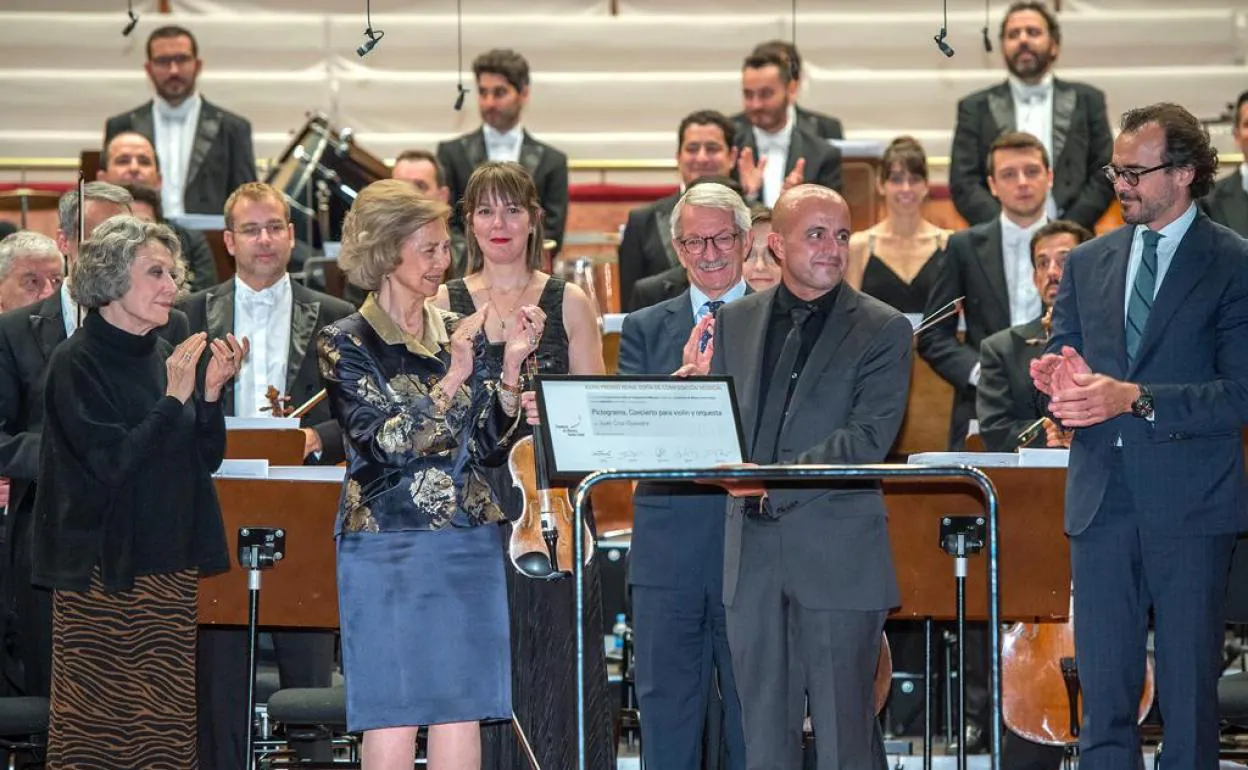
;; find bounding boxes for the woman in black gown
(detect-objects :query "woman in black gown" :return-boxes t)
[433,161,614,769]
[846,136,951,314]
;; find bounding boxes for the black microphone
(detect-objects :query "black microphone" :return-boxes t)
[122,0,138,37]
[934,28,955,57]
[356,29,382,58]
[982,26,993,53]
[454,83,469,111]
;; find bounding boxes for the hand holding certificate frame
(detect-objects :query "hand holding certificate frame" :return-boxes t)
[532,375,748,483]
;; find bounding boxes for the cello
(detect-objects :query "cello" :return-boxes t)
[507,355,594,579]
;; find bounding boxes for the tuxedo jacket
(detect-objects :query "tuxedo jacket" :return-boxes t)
[711,284,910,611]
[731,117,843,195]
[731,104,844,141]
[629,265,689,312]
[1201,169,1248,238]
[1045,213,1248,536]
[618,192,681,310]
[949,79,1114,229]
[436,128,569,254]
[916,219,1015,448]
[104,98,257,215]
[178,279,355,465]
[976,316,1046,452]
[0,295,189,523]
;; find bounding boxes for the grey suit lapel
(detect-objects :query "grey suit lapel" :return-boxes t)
[465,129,487,168]
[785,130,805,175]
[206,281,236,414]
[1131,216,1215,374]
[519,133,544,178]
[787,286,857,417]
[287,285,320,395]
[1051,81,1077,165]
[29,296,67,362]
[988,85,1016,136]
[662,295,696,367]
[131,102,155,144]
[973,222,1011,327]
[737,293,775,454]
[653,205,679,267]
[1219,172,1248,235]
[1100,230,1131,377]
[187,100,221,188]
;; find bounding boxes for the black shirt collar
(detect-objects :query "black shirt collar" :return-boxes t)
[772,280,841,318]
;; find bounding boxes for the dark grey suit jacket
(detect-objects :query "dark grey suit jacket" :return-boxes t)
[436,128,569,254]
[976,316,1046,452]
[104,98,257,216]
[949,79,1113,229]
[731,104,844,141]
[629,266,689,312]
[618,192,681,310]
[1045,213,1248,536]
[1201,169,1248,238]
[711,284,910,611]
[177,279,355,465]
[916,219,1015,448]
[731,118,843,195]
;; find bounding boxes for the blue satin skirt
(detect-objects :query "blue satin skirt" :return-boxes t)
[337,525,511,731]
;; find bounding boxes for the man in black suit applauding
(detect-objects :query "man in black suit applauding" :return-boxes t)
[949,2,1112,229]
[1202,90,1248,236]
[733,41,843,141]
[734,48,842,208]
[104,25,256,218]
[180,182,354,770]
[437,49,569,255]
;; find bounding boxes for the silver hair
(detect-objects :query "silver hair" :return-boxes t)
[57,182,133,241]
[670,182,752,240]
[71,216,183,309]
[0,231,61,282]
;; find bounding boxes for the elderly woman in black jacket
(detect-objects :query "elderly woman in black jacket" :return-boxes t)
[32,215,245,770]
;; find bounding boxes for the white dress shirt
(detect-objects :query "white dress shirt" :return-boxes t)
[483,124,524,163]
[690,279,748,322]
[1000,213,1047,327]
[152,93,203,218]
[59,280,80,338]
[1122,202,1198,320]
[233,274,293,418]
[1009,74,1058,220]
[752,116,796,208]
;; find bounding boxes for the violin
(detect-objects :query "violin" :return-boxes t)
[507,356,594,580]
[262,385,294,417]
[1002,595,1155,746]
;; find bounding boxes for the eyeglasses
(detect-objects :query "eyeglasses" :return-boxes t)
[233,222,289,240]
[149,54,195,69]
[677,231,739,256]
[1101,163,1173,187]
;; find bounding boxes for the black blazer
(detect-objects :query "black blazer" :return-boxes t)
[0,294,188,539]
[976,316,1046,452]
[618,192,681,310]
[171,222,219,293]
[629,267,688,313]
[949,79,1114,229]
[916,219,1015,448]
[436,128,569,254]
[731,117,843,195]
[731,104,844,141]
[1202,169,1248,238]
[104,98,257,216]
[177,279,356,465]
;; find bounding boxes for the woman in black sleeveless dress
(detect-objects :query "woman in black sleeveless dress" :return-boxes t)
[846,136,951,314]
[434,161,614,770]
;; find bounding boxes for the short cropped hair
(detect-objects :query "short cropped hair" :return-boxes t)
[671,182,752,241]
[742,47,795,86]
[1119,102,1220,200]
[101,131,162,174]
[394,149,446,187]
[472,49,530,93]
[58,182,133,241]
[71,216,182,309]
[999,2,1061,45]
[1029,220,1093,267]
[0,232,61,282]
[677,109,738,153]
[122,183,164,222]
[751,40,803,80]
[147,25,198,59]
[339,180,450,291]
[461,162,545,274]
[224,182,290,231]
[987,131,1051,176]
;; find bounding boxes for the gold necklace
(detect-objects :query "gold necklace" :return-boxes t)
[482,272,535,334]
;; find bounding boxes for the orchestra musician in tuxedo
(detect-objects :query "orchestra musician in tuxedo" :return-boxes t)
[619,110,739,311]
[1201,89,1248,237]
[948,1,1113,230]
[618,182,751,770]
[179,182,354,770]
[104,25,256,218]
[732,41,843,142]
[437,48,569,255]
[0,183,190,701]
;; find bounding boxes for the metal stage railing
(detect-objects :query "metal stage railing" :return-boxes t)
[569,463,1004,770]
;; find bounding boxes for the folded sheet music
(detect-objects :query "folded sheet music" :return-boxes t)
[268,466,347,482]
[226,417,301,431]
[1017,448,1070,468]
[907,452,1019,468]
[213,459,270,478]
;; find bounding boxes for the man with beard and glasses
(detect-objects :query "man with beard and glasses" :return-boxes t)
[437,48,569,256]
[949,1,1113,230]
[1032,102,1248,770]
[104,25,256,217]
[731,41,844,142]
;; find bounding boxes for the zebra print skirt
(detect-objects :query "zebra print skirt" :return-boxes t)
[46,569,199,770]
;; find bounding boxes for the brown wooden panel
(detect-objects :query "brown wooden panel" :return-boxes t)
[885,467,1069,622]
[892,342,955,456]
[224,429,305,465]
[200,478,340,628]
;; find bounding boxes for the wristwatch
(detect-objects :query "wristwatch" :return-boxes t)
[1130,384,1154,419]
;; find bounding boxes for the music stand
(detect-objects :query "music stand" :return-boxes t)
[238,527,286,770]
